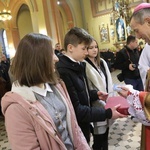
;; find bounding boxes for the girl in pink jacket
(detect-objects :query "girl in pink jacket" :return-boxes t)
[1,33,90,150]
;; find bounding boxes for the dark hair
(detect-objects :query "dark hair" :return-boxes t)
[64,27,92,50]
[11,33,57,86]
[126,35,136,45]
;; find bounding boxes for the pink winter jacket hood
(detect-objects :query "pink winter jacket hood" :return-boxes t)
[1,81,90,150]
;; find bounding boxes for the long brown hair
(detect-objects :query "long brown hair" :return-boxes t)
[11,33,57,86]
[87,38,101,67]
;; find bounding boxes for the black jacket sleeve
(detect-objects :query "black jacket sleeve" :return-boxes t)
[58,70,112,123]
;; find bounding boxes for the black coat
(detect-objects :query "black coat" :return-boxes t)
[0,62,10,82]
[114,46,141,79]
[56,55,112,142]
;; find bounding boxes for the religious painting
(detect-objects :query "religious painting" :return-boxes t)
[114,0,120,12]
[91,0,112,17]
[99,24,109,43]
[116,17,125,41]
[110,28,115,40]
[126,25,132,36]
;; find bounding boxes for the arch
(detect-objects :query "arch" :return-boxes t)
[60,0,74,29]
[17,4,33,39]
[51,0,74,45]
[41,0,74,46]
[7,0,37,49]
[0,0,74,50]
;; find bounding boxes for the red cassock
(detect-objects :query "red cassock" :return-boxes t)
[139,92,150,150]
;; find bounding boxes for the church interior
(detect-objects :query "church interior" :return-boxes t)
[0,0,149,58]
[0,0,149,149]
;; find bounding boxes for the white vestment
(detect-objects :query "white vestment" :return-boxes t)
[138,43,150,88]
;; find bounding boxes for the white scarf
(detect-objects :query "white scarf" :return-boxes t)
[84,58,113,94]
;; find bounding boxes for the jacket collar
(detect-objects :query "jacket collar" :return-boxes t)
[125,45,137,53]
[57,55,85,72]
[64,54,80,64]
[31,83,53,97]
[11,81,52,102]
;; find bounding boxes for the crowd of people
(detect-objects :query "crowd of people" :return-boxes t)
[1,2,150,150]
[114,35,144,91]
[0,53,11,117]
[100,49,115,72]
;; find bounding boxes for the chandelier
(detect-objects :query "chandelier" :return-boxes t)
[0,0,12,21]
[0,9,12,21]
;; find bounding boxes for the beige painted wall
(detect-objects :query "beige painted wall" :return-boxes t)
[18,8,33,39]
[66,0,83,28]
[35,0,47,35]
[77,0,144,51]
[58,6,68,34]
[81,0,117,50]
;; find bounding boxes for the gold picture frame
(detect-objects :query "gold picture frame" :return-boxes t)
[99,24,110,43]
[91,0,146,17]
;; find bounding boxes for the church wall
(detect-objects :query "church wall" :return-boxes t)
[80,0,146,51]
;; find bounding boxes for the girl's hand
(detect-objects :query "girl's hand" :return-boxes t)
[97,91,108,101]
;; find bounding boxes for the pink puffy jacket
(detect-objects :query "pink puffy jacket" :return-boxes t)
[1,81,90,150]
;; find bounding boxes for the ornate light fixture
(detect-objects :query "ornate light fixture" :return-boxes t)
[0,0,12,21]
[57,0,60,5]
[0,9,12,21]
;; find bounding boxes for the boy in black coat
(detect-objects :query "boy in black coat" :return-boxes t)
[56,27,125,149]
